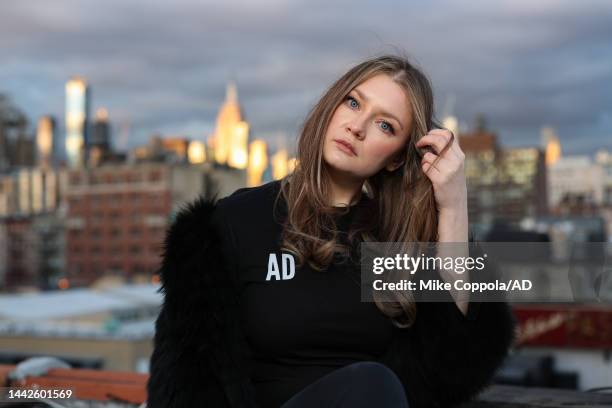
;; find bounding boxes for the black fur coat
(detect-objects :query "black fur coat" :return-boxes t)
[146,195,517,408]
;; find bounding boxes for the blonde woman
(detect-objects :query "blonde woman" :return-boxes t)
[147,54,516,408]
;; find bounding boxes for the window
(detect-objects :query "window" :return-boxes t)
[69,174,81,185]
[129,245,142,255]
[149,170,162,182]
[69,197,81,208]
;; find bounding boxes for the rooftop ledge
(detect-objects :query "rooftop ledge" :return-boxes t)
[1,364,612,407]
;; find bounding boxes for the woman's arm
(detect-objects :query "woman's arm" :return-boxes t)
[417,128,472,317]
[437,202,470,316]
[380,230,516,407]
[146,196,257,408]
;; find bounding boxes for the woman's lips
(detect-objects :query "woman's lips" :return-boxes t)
[334,140,357,156]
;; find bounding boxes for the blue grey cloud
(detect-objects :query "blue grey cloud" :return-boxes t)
[1,0,611,155]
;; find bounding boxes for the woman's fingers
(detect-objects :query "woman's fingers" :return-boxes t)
[415,133,448,155]
[421,151,442,177]
[416,129,464,161]
[418,128,466,185]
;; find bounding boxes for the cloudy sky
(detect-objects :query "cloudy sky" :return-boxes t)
[1,0,611,156]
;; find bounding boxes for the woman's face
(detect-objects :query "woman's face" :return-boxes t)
[323,73,413,179]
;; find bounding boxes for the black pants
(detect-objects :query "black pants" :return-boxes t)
[280,362,409,408]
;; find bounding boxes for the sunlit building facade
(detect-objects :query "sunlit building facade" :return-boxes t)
[541,126,561,167]
[65,77,91,168]
[497,147,548,221]
[211,81,249,168]
[460,130,547,231]
[129,135,190,164]
[271,148,289,180]
[596,150,612,207]
[247,140,268,187]
[548,155,603,209]
[187,141,206,164]
[36,115,56,169]
[0,168,63,217]
[442,115,459,139]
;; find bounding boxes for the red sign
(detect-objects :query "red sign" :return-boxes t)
[513,305,612,349]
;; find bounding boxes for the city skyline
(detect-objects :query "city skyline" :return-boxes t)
[1,0,611,155]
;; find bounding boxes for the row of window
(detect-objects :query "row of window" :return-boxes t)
[69,244,162,256]
[69,212,168,223]
[69,199,168,211]
[70,263,158,276]
[69,170,163,185]
[69,227,165,238]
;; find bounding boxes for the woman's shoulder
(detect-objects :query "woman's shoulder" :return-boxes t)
[213,179,286,259]
[220,178,282,204]
[216,178,284,219]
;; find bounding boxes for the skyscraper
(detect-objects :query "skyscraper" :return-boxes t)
[0,94,32,170]
[65,77,90,168]
[91,108,110,149]
[211,80,249,168]
[541,126,561,166]
[36,115,56,168]
[89,108,112,166]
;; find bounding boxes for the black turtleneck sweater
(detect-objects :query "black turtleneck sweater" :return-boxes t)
[213,179,396,407]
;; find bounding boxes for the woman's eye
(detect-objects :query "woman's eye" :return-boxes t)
[380,121,395,134]
[345,95,394,134]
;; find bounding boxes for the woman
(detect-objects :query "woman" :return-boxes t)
[147,54,516,408]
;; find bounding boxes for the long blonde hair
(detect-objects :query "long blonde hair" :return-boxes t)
[276,54,452,327]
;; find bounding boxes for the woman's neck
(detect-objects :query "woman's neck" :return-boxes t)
[326,169,364,207]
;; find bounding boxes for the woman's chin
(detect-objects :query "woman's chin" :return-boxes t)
[324,160,363,179]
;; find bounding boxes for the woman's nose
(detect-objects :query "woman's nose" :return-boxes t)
[346,116,366,139]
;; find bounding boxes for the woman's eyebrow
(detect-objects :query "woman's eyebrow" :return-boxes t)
[352,88,404,131]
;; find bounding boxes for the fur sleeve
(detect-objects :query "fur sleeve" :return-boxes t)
[380,237,517,408]
[146,196,257,408]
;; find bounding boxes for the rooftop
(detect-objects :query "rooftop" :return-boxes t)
[1,364,611,408]
[0,284,161,340]
[0,284,162,321]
